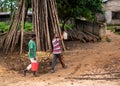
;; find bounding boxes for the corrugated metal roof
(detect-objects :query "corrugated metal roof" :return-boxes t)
[103,0,108,2]
[0,12,32,16]
[0,12,10,15]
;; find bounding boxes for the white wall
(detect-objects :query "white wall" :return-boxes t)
[105,11,112,24]
[104,0,120,24]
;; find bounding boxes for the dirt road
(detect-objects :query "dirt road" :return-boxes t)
[0,30,120,86]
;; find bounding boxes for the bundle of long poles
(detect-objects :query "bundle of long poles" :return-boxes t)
[32,0,65,51]
[3,0,25,54]
[3,0,65,54]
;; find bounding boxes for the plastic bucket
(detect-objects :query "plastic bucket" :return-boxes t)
[32,62,38,71]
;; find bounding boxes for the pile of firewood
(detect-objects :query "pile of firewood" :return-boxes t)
[66,29,100,42]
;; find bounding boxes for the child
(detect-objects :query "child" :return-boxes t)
[24,34,37,76]
[51,33,67,73]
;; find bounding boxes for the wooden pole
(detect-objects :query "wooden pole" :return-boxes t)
[20,0,25,54]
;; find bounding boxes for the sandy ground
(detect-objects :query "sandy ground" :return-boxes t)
[0,30,120,86]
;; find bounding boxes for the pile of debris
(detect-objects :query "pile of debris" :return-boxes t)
[4,51,52,74]
[66,29,100,42]
[36,51,52,73]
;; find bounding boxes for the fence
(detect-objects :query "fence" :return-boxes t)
[75,19,106,38]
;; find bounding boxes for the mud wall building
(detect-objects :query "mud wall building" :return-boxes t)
[104,0,120,25]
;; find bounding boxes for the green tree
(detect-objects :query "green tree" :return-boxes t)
[0,0,17,13]
[56,0,103,30]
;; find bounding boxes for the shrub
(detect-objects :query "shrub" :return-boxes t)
[106,36,111,42]
[0,22,9,32]
[0,21,33,32]
[60,23,75,30]
[24,22,33,31]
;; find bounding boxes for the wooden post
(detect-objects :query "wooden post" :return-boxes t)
[20,0,25,54]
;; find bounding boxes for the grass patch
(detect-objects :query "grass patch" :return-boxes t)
[107,26,115,32]
[107,25,120,35]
